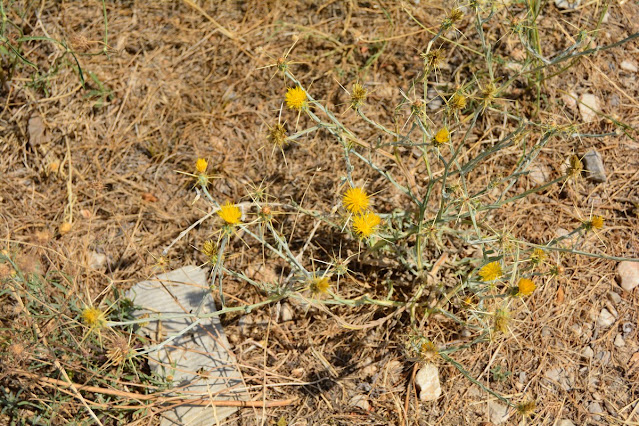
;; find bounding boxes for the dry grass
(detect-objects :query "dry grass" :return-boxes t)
[1,0,638,425]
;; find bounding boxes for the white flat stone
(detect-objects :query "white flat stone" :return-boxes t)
[579,93,600,123]
[620,60,638,72]
[597,308,616,328]
[127,266,248,425]
[489,400,510,424]
[618,261,639,292]
[415,364,442,401]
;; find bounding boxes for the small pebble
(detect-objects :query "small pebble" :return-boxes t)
[588,401,604,422]
[607,291,621,304]
[595,351,611,365]
[611,94,620,107]
[88,251,108,270]
[622,322,634,337]
[620,60,638,72]
[562,92,578,110]
[349,394,370,411]
[586,373,599,391]
[545,368,561,382]
[579,93,600,123]
[528,164,550,185]
[614,334,625,348]
[582,150,607,183]
[558,420,576,426]
[597,308,616,328]
[519,371,527,383]
[280,303,294,322]
[617,261,639,292]
[554,0,580,10]
[570,324,583,338]
[488,401,509,424]
[415,364,442,401]
[427,87,443,111]
[581,346,594,359]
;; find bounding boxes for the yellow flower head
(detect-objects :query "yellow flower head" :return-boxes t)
[422,48,444,70]
[196,158,208,174]
[343,187,370,214]
[449,92,467,111]
[589,215,604,230]
[517,278,536,296]
[531,248,547,264]
[352,211,381,239]
[82,307,106,329]
[218,202,242,225]
[268,123,288,148]
[434,127,450,145]
[285,86,308,111]
[566,155,583,179]
[479,261,502,282]
[311,275,330,294]
[201,240,217,262]
[517,400,537,417]
[493,308,510,333]
[350,83,367,110]
[420,341,439,362]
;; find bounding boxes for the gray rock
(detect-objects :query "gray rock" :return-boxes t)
[614,334,625,347]
[489,400,510,424]
[617,261,639,292]
[597,308,616,328]
[582,150,606,183]
[415,364,442,401]
[558,420,575,426]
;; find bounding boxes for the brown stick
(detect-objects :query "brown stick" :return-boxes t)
[17,371,296,409]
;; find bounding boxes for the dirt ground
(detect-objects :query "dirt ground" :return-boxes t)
[1,0,638,425]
